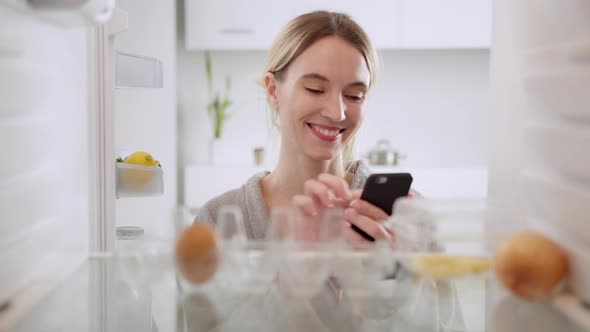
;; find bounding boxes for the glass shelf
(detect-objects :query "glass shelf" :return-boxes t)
[5,252,488,332]
[114,51,163,89]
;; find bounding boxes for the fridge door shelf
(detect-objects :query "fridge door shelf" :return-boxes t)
[553,293,590,331]
[525,122,590,183]
[114,51,163,89]
[115,162,163,198]
[522,171,590,244]
[529,219,590,304]
[523,38,590,72]
[524,68,590,121]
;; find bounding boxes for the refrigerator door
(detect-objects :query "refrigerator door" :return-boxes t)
[488,0,590,331]
[0,0,112,318]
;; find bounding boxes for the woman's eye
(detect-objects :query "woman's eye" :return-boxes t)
[346,95,364,102]
[305,87,324,94]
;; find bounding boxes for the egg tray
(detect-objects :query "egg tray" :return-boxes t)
[170,241,486,332]
[175,240,491,299]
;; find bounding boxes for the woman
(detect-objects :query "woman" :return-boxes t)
[191,11,465,331]
[196,11,399,244]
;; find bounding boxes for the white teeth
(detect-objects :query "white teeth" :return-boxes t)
[312,125,340,137]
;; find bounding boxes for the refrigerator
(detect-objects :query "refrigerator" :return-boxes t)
[0,1,177,330]
[0,0,589,331]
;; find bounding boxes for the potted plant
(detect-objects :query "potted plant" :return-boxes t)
[204,51,233,164]
[205,51,233,140]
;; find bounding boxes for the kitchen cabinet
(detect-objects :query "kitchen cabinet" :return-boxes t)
[286,0,402,50]
[397,0,492,49]
[184,0,491,50]
[184,0,290,50]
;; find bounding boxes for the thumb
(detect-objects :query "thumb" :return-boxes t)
[351,189,362,201]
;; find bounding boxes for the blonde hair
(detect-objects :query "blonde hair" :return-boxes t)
[263,10,379,164]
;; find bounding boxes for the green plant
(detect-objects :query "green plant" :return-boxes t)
[205,51,233,139]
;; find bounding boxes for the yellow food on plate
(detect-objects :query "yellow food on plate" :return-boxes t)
[124,151,159,167]
[118,151,160,191]
[494,231,568,300]
[175,223,221,285]
[412,254,491,279]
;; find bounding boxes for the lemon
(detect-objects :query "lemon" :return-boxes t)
[124,151,158,167]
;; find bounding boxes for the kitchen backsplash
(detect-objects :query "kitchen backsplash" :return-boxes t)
[177,48,490,168]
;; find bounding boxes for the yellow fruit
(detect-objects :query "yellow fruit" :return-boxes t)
[412,254,491,279]
[118,151,159,191]
[175,223,221,285]
[124,151,158,167]
[494,232,568,300]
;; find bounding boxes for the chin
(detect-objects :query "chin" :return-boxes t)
[305,147,341,161]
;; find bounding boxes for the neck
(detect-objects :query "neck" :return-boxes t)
[262,143,348,208]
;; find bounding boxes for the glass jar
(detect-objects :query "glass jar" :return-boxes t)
[113,226,152,332]
[386,197,488,255]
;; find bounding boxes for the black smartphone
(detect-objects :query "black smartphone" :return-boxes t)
[351,173,413,241]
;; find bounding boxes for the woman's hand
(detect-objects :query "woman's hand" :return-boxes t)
[291,173,396,244]
[290,174,353,242]
[292,173,353,217]
[344,191,415,244]
[343,189,391,243]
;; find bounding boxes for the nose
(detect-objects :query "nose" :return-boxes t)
[321,94,346,122]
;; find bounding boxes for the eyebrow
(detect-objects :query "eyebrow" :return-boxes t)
[299,73,368,89]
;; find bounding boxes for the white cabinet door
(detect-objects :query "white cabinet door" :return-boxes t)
[398,0,492,48]
[185,0,491,50]
[185,0,289,50]
[288,0,402,49]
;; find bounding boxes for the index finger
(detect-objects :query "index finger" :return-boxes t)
[350,199,390,222]
[317,173,352,200]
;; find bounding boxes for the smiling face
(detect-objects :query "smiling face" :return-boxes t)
[266,36,371,161]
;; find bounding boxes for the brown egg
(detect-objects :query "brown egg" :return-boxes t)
[494,231,568,300]
[175,223,221,285]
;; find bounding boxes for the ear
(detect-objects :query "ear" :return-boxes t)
[264,72,279,109]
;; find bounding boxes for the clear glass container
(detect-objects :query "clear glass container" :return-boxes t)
[385,198,490,332]
[387,197,488,255]
[115,162,164,198]
[113,226,152,332]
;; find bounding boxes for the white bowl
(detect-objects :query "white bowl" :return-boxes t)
[524,68,590,121]
[525,122,590,182]
[522,172,590,243]
[0,115,52,178]
[528,219,590,303]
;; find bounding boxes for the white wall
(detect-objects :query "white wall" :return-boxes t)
[177,49,490,169]
[114,1,177,236]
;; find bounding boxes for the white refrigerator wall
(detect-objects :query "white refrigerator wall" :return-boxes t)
[114,1,177,237]
[0,7,89,304]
